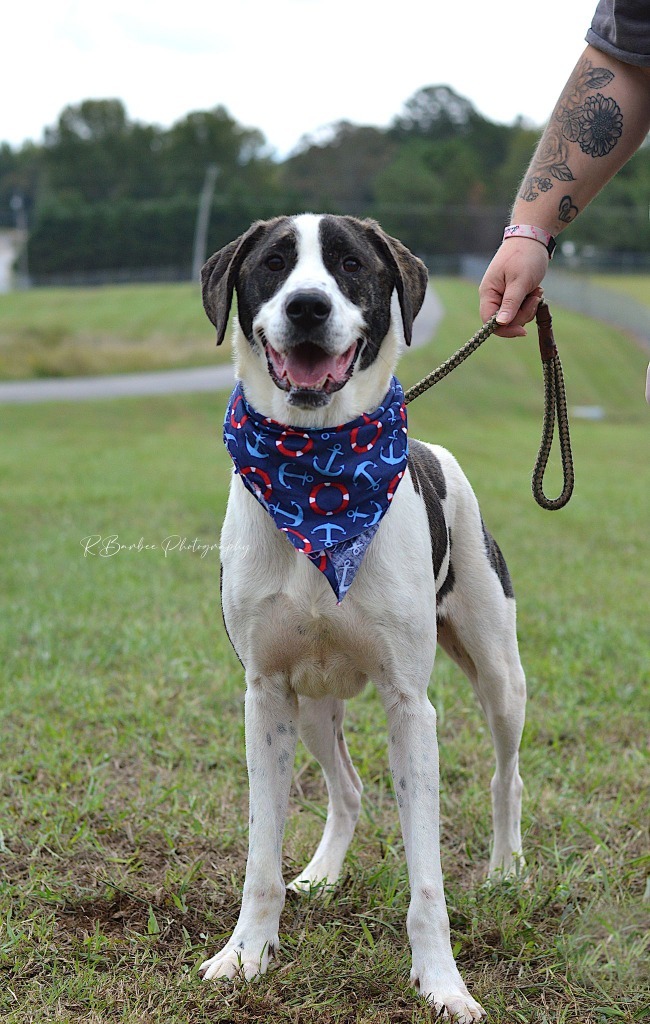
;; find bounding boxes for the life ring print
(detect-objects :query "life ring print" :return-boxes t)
[276,429,314,458]
[240,466,272,501]
[387,471,404,502]
[230,393,249,429]
[350,414,383,453]
[309,481,350,516]
[281,527,312,553]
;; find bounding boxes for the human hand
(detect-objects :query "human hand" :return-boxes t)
[479,238,549,338]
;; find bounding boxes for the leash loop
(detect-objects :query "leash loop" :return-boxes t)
[404,300,574,510]
[531,300,574,509]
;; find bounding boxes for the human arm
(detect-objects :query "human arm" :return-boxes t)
[479,45,650,337]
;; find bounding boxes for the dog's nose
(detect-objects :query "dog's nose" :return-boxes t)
[285,290,332,329]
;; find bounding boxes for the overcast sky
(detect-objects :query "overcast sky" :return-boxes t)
[3,0,598,157]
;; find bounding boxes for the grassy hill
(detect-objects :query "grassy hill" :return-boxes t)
[586,273,650,307]
[0,281,224,379]
[1,274,648,393]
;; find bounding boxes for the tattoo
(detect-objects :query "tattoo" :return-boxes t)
[519,58,623,203]
[573,93,623,157]
[520,176,553,202]
[558,195,579,224]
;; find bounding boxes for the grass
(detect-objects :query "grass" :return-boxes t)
[0,279,648,1022]
[0,272,647,383]
[0,282,226,379]
[585,274,650,307]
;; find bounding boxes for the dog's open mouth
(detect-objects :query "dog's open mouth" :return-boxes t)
[264,339,360,396]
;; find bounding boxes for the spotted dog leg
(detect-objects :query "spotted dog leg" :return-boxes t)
[199,677,298,982]
[379,687,486,1022]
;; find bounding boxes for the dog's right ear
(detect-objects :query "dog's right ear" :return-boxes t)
[201,220,271,346]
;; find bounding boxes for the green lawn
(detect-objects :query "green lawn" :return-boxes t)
[0,282,227,379]
[0,282,648,1022]
[586,274,650,307]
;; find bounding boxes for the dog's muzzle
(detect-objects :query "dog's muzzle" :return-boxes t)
[261,289,362,408]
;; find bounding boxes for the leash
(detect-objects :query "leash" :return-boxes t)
[403,299,574,510]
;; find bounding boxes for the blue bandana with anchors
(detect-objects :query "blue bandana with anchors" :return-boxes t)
[223,377,408,601]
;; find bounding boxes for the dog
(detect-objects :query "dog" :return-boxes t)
[198,214,526,1022]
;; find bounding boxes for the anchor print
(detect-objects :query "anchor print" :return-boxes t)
[245,428,270,459]
[337,557,356,591]
[278,462,315,489]
[346,506,369,523]
[268,500,304,528]
[312,443,345,477]
[353,461,382,491]
[223,378,409,602]
[344,501,383,525]
[312,522,346,547]
[366,500,384,526]
[379,428,406,466]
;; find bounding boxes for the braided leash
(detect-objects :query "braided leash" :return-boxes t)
[404,299,574,510]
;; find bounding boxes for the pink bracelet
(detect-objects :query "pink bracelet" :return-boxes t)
[503,224,556,259]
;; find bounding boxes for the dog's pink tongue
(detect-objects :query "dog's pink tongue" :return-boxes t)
[266,344,358,391]
[285,350,335,387]
[282,343,356,388]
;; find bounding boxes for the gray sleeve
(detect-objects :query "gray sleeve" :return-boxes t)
[586,0,650,67]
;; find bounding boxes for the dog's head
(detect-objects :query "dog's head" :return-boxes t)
[201,214,428,423]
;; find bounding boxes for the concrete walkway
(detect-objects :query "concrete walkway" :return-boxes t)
[0,285,443,404]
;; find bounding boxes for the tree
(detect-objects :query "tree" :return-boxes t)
[158,106,269,197]
[41,99,163,204]
[392,85,483,140]
[280,122,397,212]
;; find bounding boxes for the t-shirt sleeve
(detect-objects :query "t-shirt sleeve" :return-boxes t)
[586,0,650,67]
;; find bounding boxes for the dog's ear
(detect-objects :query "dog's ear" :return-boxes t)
[361,220,429,346]
[201,220,273,346]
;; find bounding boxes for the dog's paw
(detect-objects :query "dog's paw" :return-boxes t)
[286,847,345,897]
[287,863,339,895]
[411,971,486,1022]
[488,849,526,881]
[198,938,277,982]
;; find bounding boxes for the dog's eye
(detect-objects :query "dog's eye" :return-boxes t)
[265,253,285,272]
[342,256,361,273]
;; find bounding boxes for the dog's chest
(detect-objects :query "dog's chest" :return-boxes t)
[243,597,372,700]
[220,475,437,698]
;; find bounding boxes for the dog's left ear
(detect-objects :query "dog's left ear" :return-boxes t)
[201,220,274,345]
[362,220,429,346]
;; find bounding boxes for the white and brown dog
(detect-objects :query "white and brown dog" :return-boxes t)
[198,214,526,1022]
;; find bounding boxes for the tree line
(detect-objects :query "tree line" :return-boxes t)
[1,86,648,281]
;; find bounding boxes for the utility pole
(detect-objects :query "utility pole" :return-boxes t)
[191,164,219,283]
[10,194,29,289]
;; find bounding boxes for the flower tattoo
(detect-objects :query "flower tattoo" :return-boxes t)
[576,94,623,157]
[518,58,623,203]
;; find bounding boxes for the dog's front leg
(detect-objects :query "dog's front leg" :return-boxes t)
[381,690,486,1022]
[200,676,298,982]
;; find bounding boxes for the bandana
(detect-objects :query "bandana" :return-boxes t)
[223,377,408,601]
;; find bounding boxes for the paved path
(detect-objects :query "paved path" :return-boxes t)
[0,285,443,404]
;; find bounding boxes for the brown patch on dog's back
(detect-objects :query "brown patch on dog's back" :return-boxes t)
[408,438,451,588]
